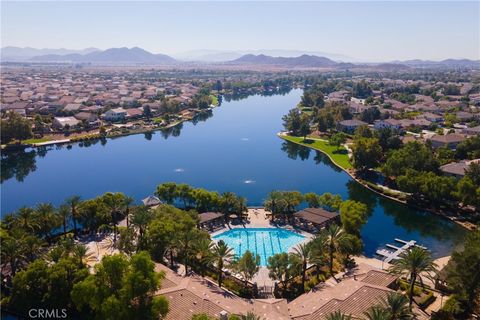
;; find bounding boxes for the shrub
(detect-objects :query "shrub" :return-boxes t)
[416,291,436,309]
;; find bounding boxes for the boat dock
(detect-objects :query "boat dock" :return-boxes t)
[376,238,427,263]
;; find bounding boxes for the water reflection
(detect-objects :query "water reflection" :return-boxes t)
[280,141,311,161]
[1,150,38,183]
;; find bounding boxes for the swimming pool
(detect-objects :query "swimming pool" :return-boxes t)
[212,228,306,266]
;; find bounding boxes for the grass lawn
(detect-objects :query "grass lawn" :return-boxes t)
[21,137,52,144]
[280,135,352,170]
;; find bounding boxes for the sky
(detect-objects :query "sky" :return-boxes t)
[1,1,479,61]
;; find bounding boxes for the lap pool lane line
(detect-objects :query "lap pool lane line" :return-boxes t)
[261,231,268,266]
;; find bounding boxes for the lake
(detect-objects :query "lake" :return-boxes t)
[1,89,466,257]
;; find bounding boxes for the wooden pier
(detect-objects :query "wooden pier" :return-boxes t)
[376,239,426,263]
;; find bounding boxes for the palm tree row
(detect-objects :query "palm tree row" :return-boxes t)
[3,192,136,242]
[267,224,358,294]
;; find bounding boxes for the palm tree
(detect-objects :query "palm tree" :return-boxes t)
[102,192,126,244]
[178,229,197,277]
[130,205,152,251]
[364,306,390,320]
[309,233,327,280]
[324,224,346,279]
[194,238,214,277]
[35,203,60,241]
[389,246,437,309]
[381,293,413,320]
[23,234,45,263]
[66,195,81,238]
[240,312,261,320]
[123,196,135,228]
[292,243,311,292]
[220,192,238,224]
[1,235,25,277]
[58,204,70,237]
[365,293,413,320]
[16,207,39,233]
[263,190,284,221]
[72,244,95,267]
[212,240,234,287]
[326,310,352,320]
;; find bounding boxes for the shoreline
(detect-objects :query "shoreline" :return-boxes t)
[278,133,476,231]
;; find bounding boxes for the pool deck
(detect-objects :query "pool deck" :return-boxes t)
[210,208,314,286]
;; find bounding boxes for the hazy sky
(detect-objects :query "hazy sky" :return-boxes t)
[1,1,479,61]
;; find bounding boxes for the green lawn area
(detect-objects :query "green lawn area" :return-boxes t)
[280,135,352,170]
[153,117,164,124]
[21,137,52,144]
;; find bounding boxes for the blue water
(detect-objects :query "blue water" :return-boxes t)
[1,89,466,258]
[213,228,306,266]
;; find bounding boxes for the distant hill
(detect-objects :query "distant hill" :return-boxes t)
[230,54,339,67]
[1,46,100,61]
[29,47,177,65]
[174,49,353,62]
[392,59,480,68]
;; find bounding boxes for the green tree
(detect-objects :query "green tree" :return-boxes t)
[102,192,126,244]
[0,111,32,144]
[66,195,82,238]
[382,141,439,178]
[71,251,168,320]
[299,113,311,140]
[131,205,153,251]
[264,190,287,220]
[35,203,61,240]
[339,200,368,235]
[282,109,302,135]
[304,192,320,208]
[57,204,70,237]
[445,230,480,317]
[324,224,346,278]
[155,182,178,204]
[123,196,135,228]
[292,243,311,292]
[176,183,194,209]
[212,240,234,287]
[389,247,437,309]
[267,252,291,290]
[233,250,260,292]
[329,132,347,151]
[318,193,343,211]
[351,137,382,171]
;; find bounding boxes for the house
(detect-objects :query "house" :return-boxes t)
[427,133,466,149]
[422,112,444,123]
[440,159,480,179]
[142,195,161,207]
[456,111,477,122]
[104,108,127,122]
[74,112,98,123]
[337,119,368,134]
[64,103,83,112]
[53,116,80,129]
[125,108,143,119]
[374,118,403,132]
[462,125,480,136]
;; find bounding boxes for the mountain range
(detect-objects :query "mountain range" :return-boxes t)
[28,47,176,65]
[173,49,353,62]
[230,54,343,68]
[1,46,100,61]
[1,46,479,69]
